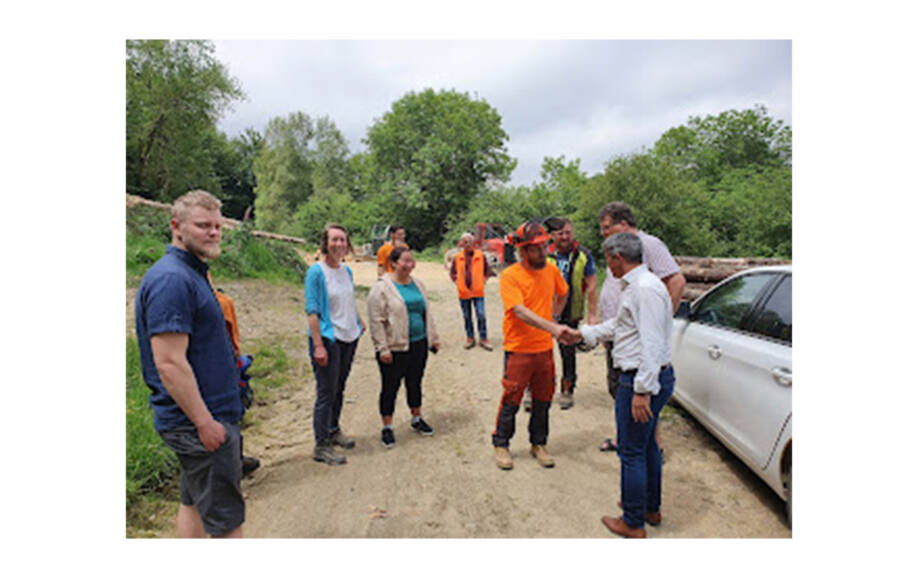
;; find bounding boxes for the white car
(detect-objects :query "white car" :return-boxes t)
[671,265,792,526]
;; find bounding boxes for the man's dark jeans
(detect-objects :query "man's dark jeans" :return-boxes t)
[615,366,675,529]
[459,297,487,340]
[558,318,579,389]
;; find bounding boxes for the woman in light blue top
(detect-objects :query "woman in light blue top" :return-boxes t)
[305,223,364,465]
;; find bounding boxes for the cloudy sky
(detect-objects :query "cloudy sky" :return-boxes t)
[212,39,791,187]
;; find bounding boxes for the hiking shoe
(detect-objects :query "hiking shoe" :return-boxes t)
[330,430,356,449]
[559,391,574,410]
[464,338,476,349]
[381,428,396,449]
[494,446,513,470]
[411,418,434,436]
[242,455,261,476]
[479,339,493,351]
[313,442,347,465]
[523,391,532,412]
[530,445,555,468]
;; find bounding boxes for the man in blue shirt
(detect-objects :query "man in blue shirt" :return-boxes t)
[134,190,245,538]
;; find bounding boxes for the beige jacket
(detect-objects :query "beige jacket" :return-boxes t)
[367,274,439,356]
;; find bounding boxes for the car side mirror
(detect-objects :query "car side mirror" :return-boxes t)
[675,300,691,319]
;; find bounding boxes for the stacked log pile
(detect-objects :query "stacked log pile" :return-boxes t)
[675,256,791,301]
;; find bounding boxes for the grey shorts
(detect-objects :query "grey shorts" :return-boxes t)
[159,421,245,536]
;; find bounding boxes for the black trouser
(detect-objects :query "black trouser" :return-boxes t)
[377,338,428,416]
[558,318,579,390]
[604,341,620,398]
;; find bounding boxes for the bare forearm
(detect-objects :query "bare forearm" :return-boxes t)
[585,275,598,320]
[665,273,686,314]
[307,314,324,347]
[552,293,568,319]
[155,357,214,427]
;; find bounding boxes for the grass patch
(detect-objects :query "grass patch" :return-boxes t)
[127,202,307,285]
[248,342,290,390]
[126,337,179,507]
[413,245,446,263]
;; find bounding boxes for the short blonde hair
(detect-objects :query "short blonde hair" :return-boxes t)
[172,189,222,223]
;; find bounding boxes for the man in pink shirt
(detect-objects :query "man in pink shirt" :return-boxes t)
[596,202,685,455]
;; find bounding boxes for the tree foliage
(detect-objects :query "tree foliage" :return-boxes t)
[364,88,516,248]
[576,152,718,256]
[653,104,791,186]
[528,156,588,218]
[126,40,244,202]
[252,112,352,237]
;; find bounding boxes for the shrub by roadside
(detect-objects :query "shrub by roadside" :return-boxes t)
[126,203,307,284]
[126,336,178,506]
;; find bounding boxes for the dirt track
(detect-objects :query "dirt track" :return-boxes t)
[127,259,791,538]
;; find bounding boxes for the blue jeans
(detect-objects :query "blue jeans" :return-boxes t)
[459,297,487,340]
[309,337,358,443]
[615,365,675,529]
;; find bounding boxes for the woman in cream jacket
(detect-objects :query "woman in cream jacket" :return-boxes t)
[367,247,440,448]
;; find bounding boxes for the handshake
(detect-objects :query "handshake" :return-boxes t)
[554,324,584,346]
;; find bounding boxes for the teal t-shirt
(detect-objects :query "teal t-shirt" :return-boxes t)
[394,280,427,342]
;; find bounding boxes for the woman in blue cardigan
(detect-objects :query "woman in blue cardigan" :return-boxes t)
[305,224,365,465]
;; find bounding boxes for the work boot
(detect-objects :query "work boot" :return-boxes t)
[530,445,555,468]
[313,440,347,465]
[330,430,356,449]
[494,446,513,470]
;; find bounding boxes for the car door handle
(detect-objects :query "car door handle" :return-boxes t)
[707,345,721,360]
[772,367,792,386]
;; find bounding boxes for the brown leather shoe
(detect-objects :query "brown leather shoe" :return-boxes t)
[601,515,647,538]
[530,445,555,468]
[617,501,662,526]
[494,446,513,470]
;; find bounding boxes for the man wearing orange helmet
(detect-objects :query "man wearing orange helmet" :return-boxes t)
[491,221,570,470]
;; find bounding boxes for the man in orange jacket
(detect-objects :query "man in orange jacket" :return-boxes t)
[449,232,494,350]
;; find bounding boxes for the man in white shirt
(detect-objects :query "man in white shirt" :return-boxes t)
[563,232,675,538]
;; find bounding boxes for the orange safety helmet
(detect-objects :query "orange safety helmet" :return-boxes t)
[507,220,550,247]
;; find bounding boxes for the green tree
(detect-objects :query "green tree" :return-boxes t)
[364,88,517,249]
[528,155,588,218]
[210,127,264,220]
[443,184,536,248]
[575,152,718,256]
[126,39,244,201]
[653,104,791,186]
[707,166,792,257]
[252,112,351,236]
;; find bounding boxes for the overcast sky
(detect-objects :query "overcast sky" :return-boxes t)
[213,40,790,187]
